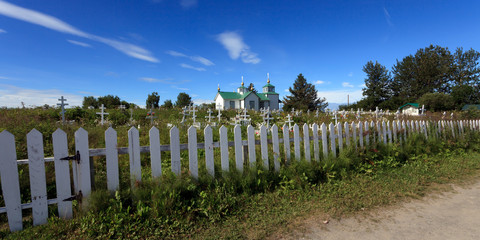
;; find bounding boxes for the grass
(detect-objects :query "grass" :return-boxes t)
[2,130,480,239]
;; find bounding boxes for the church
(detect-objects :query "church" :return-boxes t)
[214,75,280,110]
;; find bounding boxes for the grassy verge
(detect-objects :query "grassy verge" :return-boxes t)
[3,133,480,239]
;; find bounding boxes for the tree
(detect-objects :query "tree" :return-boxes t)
[163,99,173,108]
[175,92,192,108]
[282,73,328,111]
[450,84,478,109]
[98,95,121,109]
[82,96,98,109]
[417,92,454,112]
[361,61,392,110]
[452,47,480,86]
[146,92,160,108]
[248,83,257,93]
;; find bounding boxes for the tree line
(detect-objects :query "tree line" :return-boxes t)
[343,44,480,111]
[82,92,194,109]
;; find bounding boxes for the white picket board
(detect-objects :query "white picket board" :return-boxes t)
[234,125,244,172]
[352,121,357,149]
[247,125,256,168]
[450,121,455,138]
[293,124,301,161]
[321,123,328,159]
[344,122,350,147]
[52,129,73,219]
[128,127,142,182]
[423,121,428,139]
[170,126,181,175]
[337,123,343,152]
[382,121,387,144]
[358,121,364,148]
[377,121,382,144]
[74,128,91,197]
[402,120,407,142]
[364,121,370,146]
[105,127,119,191]
[27,129,48,226]
[260,125,269,168]
[312,123,319,161]
[392,121,397,143]
[329,122,336,158]
[149,127,162,179]
[204,125,215,177]
[387,121,392,144]
[219,126,229,172]
[282,124,291,164]
[303,123,311,162]
[271,124,280,172]
[0,131,23,231]
[188,126,198,179]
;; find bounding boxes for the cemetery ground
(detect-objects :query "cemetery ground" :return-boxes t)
[1,107,480,239]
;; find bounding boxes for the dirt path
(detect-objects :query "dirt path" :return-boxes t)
[284,180,480,240]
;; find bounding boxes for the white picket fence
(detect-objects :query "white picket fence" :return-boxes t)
[1,119,479,232]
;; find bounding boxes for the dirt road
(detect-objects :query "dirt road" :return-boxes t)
[286,180,480,240]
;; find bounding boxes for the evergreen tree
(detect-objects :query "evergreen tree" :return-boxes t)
[361,61,392,110]
[282,73,328,111]
[82,96,98,109]
[248,83,257,93]
[146,92,160,108]
[175,92,192,108]
[163,99,173,108]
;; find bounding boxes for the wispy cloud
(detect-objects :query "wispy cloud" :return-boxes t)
[314,80,325,85]
[67,39,91,48]
[0,1,158,62]
[172,85,190,91]
[342,82,354,88]
[358,83,366,88]
[0,28,6,33]
[348,72,353,77]
[317,89,363,104]
[0,76,9,80]
[180,63,206,71]
[0,84,83,107]
[166,50,214,66]
[284,89,290,92]
[216,31,260,64]
[383,7,393,27]
[139,77,187,84]
[193,99,214,105]
[180,0,197,8]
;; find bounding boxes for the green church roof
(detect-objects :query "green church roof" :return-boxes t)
[262,83,275,88]
[398,103,419,109]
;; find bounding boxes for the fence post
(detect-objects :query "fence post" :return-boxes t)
[149,127,162,179]
[75,128,91,198]
[321,123,328,159]
[337,122,343,153]
[128,127,142,183]
[271,124,280,172]
[358,121,364,148]
[0,131,22,232]
[188,126,198,179]
[170,126,181,175]
[234,124,244,173]
[345,122,350,148]
[219,125,229,172]
[27,129,48,226]
[247,125,256,168]
[52,129,73,219]
[293,124,301,161]
[303,123,311,162]
[204,125,215,177]
[260,125,269,169]
[364,121,370,146]
[329,122,336,158]
[282,124,291,164]
[312,123,319,161]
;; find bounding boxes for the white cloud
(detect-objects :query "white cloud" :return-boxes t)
[216,31,260,64]
[172,85,190,91]
[284,89,289,92]
[383,7,393,27]
[342,82,354,88]
[0,28,6,33]
[166,50,214,66]
[317,89,363,104]
[358,83,366,88]
[0,76,9,79]
[348,72,353,77]
[0,84,83,108]
[180,0,197,8]
[193,99,214,105]
[180,63,206,71]
[67,39,91,48]
[314,80,324,85]
[139,77,189,84]
[0,1,158,62]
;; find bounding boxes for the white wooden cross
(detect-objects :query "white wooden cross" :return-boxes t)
[181,106,190,123]
[307,109,310,115]
[57,96,68,124]
[217,107,222,122]
[315,108,319,117]
[240,108,251,125]
[96,104,109,125]
[451,112,454,119]
[375,106,379,119]
[285,114,294,130]
[263,109,274,129]
[205,108,214,123]
[332,110,338,125]
[395,110,401,119]
[291,108,295,115]
[442,111,446,119]
[145,104,157,125]
[421,105,425,115]
[190,105,198,123]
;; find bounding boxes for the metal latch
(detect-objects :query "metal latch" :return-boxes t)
[60,150,80,164]
[63,190,83,202]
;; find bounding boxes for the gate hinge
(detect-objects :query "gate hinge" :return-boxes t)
[60,151,80,164]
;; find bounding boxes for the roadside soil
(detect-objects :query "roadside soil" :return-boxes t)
[279,179,480,240]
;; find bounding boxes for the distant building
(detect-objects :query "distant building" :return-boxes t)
[399,103,419,115]
[214,76,280,110]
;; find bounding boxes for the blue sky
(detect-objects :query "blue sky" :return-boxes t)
[1,0,479,108]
